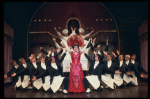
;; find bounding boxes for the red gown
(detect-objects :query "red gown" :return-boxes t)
[68,52,86,93]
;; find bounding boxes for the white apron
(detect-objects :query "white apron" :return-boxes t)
[80,53,88,71]
[50,75,65,93]
[113,73,123,86]
[15,76,21,87]
[130,71,138,85]
[33,78,43,90]
[62,58,71,72]
[62,49,71,73]
[101,73,114,89]
[42,75,51,91]
[86,75,100,89]
[21,75,30,88]
[123,74,132,83]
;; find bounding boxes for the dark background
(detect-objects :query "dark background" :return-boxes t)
[4,2,148,62]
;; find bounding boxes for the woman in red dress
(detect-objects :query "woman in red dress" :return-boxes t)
[61,35,91,93]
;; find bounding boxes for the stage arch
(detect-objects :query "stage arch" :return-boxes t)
[27,2,120,59]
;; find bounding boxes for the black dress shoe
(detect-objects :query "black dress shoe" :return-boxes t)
[15,87,21,90]
[33,87,38,91]
[120,84,125,88]
[97,87,103,92]
[22,88,27,91]
[109,86,115,91]
[126,82,132,87]
[47,88,53,93]
[109,88,114,91]
[41,87,46,92]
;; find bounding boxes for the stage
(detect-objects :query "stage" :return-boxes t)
[4,78,148,98]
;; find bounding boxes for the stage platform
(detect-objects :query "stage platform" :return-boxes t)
[3,78,148,98]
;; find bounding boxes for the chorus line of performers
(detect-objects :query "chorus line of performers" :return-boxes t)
[4,27,148,94]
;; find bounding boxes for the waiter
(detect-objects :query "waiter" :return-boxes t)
[53,37,72,78]
[12,56,43,91]
[91,38,109,61]
[11,58,30,91]
[32,56,51,92]
[4,60,21,90]
[111,52,135,88]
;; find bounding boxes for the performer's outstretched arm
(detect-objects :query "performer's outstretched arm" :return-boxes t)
[53,37,61,48]
[61,38,71,53]
[81,39,91,53]
[90,43,94,52]
[104,39,109,51]
[40,47,48,55]
[55,29,62,37]
[82,30,94,39]
[138,62,148,74]
[84,53,92,63]
[55,42,61,48]
[59,53,66,63]
[36,69,48,80]
[132,65,142,77]
[5,66,16,78]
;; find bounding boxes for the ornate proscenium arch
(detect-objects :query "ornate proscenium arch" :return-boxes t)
[27,2,120,58]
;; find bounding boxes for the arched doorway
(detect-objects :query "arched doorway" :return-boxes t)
[67,19,80,36]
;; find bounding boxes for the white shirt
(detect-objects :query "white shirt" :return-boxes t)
[70,30,76,36]
[41,62,46,70]
[32,62,37,69]
[23,63,27,68]
[51,52,54,57]
[37,56,39,59]
[61,48,71,62]
[51,63,58,70]
[131,60,135,64]
[94,61,99,69]
[63,36,69,41]
[80,47,90,71]
[47,52,54,57]
[119,60,123,67]
[14,65,18,69]
[97,51,101,55]
[126,60,129,65]
[107,60,112,68]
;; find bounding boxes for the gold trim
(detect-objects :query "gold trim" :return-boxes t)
[27,2,47,58]
[98,2,120,52]
[90,30,117,37]
[29,31,49,33]
[28,31,60,39]
[90,31,99,37]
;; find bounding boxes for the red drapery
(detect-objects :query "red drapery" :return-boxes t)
[4,39,13,83]
[140,40,148,72]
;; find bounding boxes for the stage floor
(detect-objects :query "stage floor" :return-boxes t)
[4,79,148,98]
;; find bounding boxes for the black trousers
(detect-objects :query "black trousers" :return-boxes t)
[126,81,132,87]
[120,83,126,88]
[64,72,70,78]
[83,78,89,89]
[63,77,69,90]
[47,77,69,93]
[83,77,103,92]
[83,71,87,77]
